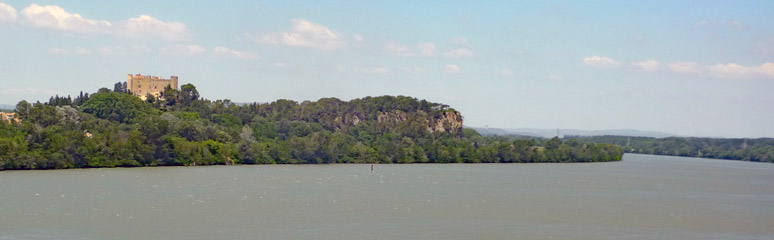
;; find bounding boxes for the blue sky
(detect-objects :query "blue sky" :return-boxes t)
[1,1,773,138]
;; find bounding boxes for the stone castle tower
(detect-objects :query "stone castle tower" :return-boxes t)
[126,74,179,100]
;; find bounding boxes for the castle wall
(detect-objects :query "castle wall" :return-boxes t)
[126,74,179,99]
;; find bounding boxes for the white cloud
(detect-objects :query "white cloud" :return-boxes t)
[630,58,774,79]
[709,62,774,79]
[274,62,288,68]
[386,42,436,57]
[443,64,461,74]
[348,67,391,75]
[0,2,16,23]
[444,48,474,58]
[47,47,92,55]
[213,46,259,59]
[161,44,205,56]
[757,63,774,78]
[19,4,188,41]
[21,4,111,33]
[47,48,66,55]
[583,56,621,68]
[385,42,413,56]
[667,61,702,74]
[633,60,660,72]
[96,46,127,55]
[548,73,563,81]
[500,68,513,77]
[351,67,391,75]
[352,34,364,43]
[260,19,346,51]
[115,15,189,41]
[417,42,435,56]
[708,63,750,78]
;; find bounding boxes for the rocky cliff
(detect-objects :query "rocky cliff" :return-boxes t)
[267,96,464,135]
[372,109,463,134]
[427,110,463,133]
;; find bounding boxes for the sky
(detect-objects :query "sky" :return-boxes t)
[0,1,773,138]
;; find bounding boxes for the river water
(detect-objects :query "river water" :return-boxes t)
[0,154,772,240]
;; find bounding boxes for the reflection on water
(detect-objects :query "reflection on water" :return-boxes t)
[1,154,772,240]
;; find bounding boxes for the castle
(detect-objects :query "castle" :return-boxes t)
[126,74,179,100]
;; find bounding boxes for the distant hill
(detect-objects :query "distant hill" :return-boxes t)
[469,127,676,139]
[467,127,537,138]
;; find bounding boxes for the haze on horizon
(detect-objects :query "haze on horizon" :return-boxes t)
[0,1,772,138]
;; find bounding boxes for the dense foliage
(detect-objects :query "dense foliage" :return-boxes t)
[568,135,774,163]
[0,84,623,170]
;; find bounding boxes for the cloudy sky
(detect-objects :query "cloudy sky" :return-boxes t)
[1,1,773,138]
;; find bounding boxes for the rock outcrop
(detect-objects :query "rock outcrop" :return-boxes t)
[373,110,463,134]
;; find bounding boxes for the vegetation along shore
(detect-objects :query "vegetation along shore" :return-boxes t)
[0,83,623,170]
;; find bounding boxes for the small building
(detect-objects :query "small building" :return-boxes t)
[0,111,20,123]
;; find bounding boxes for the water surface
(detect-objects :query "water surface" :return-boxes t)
[1,154,772,239]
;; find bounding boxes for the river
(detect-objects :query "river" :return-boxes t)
[0,154,772,239]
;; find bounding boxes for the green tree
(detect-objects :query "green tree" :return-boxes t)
[179,84,199,106]
[113,82,126,93]
[81,91,159,124]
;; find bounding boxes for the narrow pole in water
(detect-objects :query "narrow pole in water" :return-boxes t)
[371,163,374,174]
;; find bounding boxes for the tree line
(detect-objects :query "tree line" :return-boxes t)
[567,135,774,163]
[0,83,623,170]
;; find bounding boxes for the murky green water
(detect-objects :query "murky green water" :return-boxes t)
[1,154,772,239]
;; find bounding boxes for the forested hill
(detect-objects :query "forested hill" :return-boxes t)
[568,136,774,163]
[0,84,622,170]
